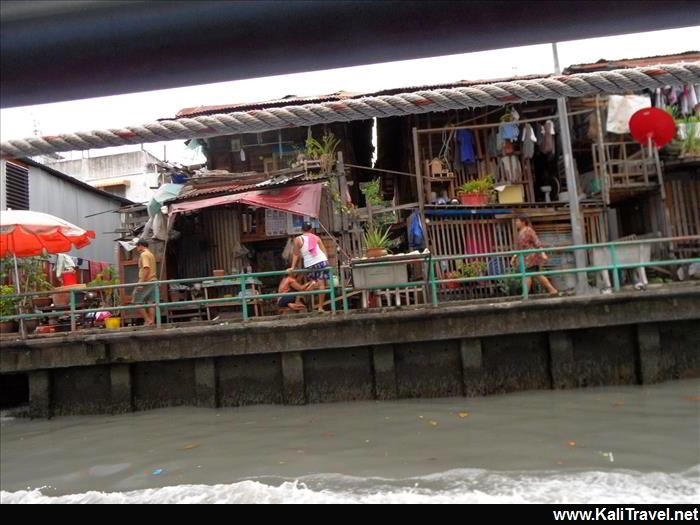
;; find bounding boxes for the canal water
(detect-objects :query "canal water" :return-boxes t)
[1,379,698,503]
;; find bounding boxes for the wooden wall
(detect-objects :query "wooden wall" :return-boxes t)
[664,174,700,258]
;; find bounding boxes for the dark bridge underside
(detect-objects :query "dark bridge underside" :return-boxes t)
[1,0,697,107]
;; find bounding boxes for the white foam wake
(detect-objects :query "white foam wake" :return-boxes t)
[2,467,698,504]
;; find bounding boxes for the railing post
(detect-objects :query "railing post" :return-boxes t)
[70,289,76,332]
[329,267,337,314]
[241,275,248,321]
[610,243,621,291]
[341,267,349,314]
[430,260,439,307]
[154,283,162,329]
[519,254,528,299]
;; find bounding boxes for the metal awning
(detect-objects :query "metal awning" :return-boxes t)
[169,183,323,218]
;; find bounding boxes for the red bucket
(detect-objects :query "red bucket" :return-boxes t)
[62,271,77,286]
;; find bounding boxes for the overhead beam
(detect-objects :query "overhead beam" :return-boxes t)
[1,0,698,108]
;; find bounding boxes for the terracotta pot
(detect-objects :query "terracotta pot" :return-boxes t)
[459,192,489,206]
[213,269,225,277]
[33,296,52,308]
[0,321,17,334]
[366,247,388,258]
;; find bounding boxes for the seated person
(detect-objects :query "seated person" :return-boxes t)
[278,272,312,312]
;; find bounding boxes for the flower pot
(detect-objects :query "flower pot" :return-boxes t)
[459,192,489,206]
[33,296,52,308]
[0,320,17,334]
[366,248,388,258]
[105,317,121,330]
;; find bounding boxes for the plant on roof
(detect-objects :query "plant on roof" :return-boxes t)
[305,133,341,174]
[457,176,494,195]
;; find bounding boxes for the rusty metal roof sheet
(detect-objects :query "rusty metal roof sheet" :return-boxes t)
[175,171,326,202]
[171,51,698,121]
[175,91,362,118]
[563,51,700,74]
[171,76,555,119]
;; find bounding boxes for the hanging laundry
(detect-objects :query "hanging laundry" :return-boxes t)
[55,253,76,278]
[688,84,698,110]
[510,156,522,181]
[456,129,476,164]
[540,120,557,154]
[499,122,520,141]
[407,210,426,251]
[499,156,521,183]
[521,124,537,159]
[681,86,690,116]
[663,86,678,105]
[653,88,664,109]
[89,261,109,281]
[486,130,498,157]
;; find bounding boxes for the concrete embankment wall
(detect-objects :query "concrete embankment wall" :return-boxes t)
[1,288,699,418]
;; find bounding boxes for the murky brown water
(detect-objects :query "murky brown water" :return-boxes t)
[1,379,698,503]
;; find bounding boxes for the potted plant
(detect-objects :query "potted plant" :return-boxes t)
[457,176,494,206]
[304,133,341,174]
[24,257,53,308]
[678,118,700,158]
[0,284,19,333]
[88,267,122,329]
[363,225,391,258]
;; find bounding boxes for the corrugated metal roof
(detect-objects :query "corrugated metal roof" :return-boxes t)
[563,51,700,74]
[175,91,362,118]
[175,171,326,202]
[364,73,551,97]
[171,76,551,119]
[170,51,698,121]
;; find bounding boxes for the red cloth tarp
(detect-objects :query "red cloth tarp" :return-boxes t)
[169,184,323,218]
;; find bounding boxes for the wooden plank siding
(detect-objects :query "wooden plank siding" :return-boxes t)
[426,208,608,299]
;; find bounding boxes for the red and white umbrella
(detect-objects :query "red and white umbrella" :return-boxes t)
[0,210,96,258]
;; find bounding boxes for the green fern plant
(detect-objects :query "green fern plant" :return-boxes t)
[305,133,340,173]
[363,225,391,250]
[457,176,494,195]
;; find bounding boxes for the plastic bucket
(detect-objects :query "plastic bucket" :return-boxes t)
[105,317,121,330]
[62,271,77,286]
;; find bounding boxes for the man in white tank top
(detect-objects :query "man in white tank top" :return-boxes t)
[288,223,330,313]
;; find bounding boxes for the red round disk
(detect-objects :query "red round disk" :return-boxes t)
[628,107,676,149]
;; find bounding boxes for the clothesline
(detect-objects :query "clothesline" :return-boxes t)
[416,109,594,134]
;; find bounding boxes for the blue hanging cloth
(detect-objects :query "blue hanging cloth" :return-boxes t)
[408,210,425,251]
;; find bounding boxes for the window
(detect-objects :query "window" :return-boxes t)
[2,162,29,210]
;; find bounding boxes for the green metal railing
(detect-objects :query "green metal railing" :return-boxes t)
[1,235,698,336]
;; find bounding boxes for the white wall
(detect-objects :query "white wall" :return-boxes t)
[46,150,161,205]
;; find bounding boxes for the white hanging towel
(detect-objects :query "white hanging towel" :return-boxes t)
[605,95,651,134]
